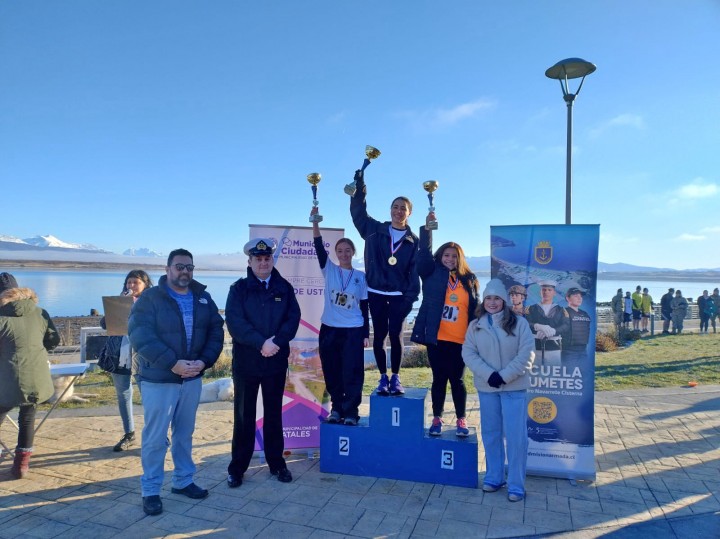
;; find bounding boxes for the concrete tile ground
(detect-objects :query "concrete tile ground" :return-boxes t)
[1,386,718,538]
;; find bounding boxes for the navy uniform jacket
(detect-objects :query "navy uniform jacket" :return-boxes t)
[225,267,301,377]
[525,303,570,352]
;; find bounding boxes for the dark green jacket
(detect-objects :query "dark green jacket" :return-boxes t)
[0,288,60,408]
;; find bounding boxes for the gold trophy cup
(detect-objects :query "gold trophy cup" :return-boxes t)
[345,145,381,196]
[308,173,323,223]
[423,180,439,230]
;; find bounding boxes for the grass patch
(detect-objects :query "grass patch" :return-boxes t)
[44,333,720,411]
[594,332,720,390]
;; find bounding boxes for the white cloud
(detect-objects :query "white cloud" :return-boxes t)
[674,181,718,199]
[675,233,706,241]
[434,99,495,124]
[665,178,719,209]
[600,233,640,244]
[396,98,495,128]
[607,114,645,129]
[701,226,720,234]
[325,111,347,125]
[590,113,645,137]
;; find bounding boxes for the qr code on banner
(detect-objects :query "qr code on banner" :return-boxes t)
[532,400,553,422]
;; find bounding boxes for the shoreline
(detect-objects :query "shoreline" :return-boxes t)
[3,258,719,281]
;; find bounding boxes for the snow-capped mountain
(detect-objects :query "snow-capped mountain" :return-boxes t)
[22,234,104,251]
[0,234,26,244]
[123,248,163,257]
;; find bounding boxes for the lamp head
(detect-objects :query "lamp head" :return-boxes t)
[545,58,596,80]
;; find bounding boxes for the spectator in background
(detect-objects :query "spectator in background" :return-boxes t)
[709,288,720,334]
[697,290,711,334]
[670,290,689,334]
[98,270,153,453]
[0,272,60,479]
[623,291,633,330]
[660,288,675,334]
[611,288,624,332]
[640,288,653,333]
[631,285,643,331]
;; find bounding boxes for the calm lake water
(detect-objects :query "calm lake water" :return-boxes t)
[3,267,718,316]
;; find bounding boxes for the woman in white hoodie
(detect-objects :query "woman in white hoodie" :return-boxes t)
[462,279,535,502]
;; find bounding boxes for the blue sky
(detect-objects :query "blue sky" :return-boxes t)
[1,1,718,270]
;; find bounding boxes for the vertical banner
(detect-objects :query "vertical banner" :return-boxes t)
[490,225,599,480]
[248,224,344,450]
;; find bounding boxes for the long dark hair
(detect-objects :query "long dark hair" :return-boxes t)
[122,270,153,295]
[434,241,478,295]
[476,300,518,336]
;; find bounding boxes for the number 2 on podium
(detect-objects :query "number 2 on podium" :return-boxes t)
[391,407,400,426]
[339,436,350,456]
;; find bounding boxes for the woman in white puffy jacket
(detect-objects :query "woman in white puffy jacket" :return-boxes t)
[462,279,535,502]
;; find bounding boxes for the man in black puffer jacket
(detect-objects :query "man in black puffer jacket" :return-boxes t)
[129,249,224,516]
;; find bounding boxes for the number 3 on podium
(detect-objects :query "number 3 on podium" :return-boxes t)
[441,450,454,470]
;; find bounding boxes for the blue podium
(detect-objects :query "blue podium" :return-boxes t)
[320,387,478,488]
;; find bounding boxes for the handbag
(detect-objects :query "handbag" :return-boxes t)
[97,336,122,373]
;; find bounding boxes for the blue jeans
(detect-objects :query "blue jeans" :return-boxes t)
[140,379,201,497]
[111,373,134,434]
[478,390,529,497]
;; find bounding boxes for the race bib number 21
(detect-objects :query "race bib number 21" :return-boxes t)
[441,304,458,322]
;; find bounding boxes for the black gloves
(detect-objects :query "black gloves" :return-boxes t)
[487,371,505,388]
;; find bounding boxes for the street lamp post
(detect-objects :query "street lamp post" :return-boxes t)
[545,58,596,225]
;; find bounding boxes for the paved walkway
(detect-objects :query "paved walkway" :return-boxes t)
[1,386,718,538]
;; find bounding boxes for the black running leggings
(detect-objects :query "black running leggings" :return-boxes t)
[368,292,412,375]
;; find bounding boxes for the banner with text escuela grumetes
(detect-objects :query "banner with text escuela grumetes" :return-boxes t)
[248,224,344,451]
[491,224,599,480]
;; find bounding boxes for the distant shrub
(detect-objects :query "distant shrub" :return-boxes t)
[207,348,232,378]
[401,345,429,368]
[595,331,619,352]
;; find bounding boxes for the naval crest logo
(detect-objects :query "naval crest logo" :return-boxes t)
[534,241,553,265]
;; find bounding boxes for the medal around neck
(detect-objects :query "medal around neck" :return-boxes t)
[388,256,397,265]
[308,172,323,223]
[423,180,439,230]
[345,145,381,196]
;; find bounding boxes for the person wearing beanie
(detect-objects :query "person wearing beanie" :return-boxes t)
[0,273,61,479]
[0,272,19,294]
[660,288,675,334]
[462,278,535,502]
[411,211,479,437]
